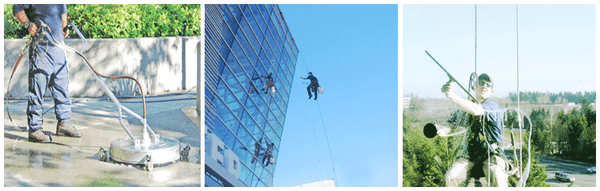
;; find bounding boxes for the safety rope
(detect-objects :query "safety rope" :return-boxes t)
[306,98,325,185]
[475,4,477,74]
[298,52,337,186]
[516,4,523,182]
[316,100,338,185]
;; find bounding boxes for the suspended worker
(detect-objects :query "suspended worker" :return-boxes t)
[249,137,263,164]
[259,142,275,167]
[301,72,319,100]
[14,4,82,143]
[253,72,275,94]
[441,73,508,187]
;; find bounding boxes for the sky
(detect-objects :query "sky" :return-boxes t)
[403,4,596,99]
[274,4,398,187]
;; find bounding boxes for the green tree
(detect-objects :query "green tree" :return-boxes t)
[567,109,587,157]
[508,143,549,187]
[530,108,552,155]
[403,112,450,187]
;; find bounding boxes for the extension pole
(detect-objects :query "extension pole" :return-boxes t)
[425,50,478,103]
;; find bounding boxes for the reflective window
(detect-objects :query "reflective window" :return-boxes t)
[206,4,298,187]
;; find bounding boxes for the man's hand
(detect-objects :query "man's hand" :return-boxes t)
[28,24,38,36]
[63,28,69,38]
[441,80,454,97]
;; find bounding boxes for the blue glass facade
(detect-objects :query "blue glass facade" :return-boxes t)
[204,4,299,187]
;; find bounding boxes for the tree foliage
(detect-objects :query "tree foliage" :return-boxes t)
[531,97,596,163]
[508,91,595,104]
[508,144,549,187]
[4,4,201,39]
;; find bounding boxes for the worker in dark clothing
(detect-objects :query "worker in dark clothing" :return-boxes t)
[252,72,275,94]
[14,4,81,143]
[251,137,263,164]
[240,137,265,164]
[301,72,319,100]
[258,142,275,167]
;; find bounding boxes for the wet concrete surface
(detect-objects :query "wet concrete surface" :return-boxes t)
[4,92,201,187]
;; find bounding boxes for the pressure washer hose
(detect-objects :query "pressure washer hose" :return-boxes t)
[5,24,147,130]
[4,35,32,129]
[39,24,147,123]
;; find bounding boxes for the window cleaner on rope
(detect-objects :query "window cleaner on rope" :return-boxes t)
[423,51,532,187]
[300,72,322,100]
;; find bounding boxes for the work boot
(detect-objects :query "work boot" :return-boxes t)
[29,129,52,143]
[56,122,82,137]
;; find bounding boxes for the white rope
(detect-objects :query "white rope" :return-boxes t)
[306,99,325,185]
[298,51,337,185]
[516,4,523,182]
[475,4,478,73]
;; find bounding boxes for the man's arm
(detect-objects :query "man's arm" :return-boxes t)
[442,80,484,116]
[62,13,69,38]
[14,11,38,36]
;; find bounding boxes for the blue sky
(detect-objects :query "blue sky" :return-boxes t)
[274,4,398,187]
[403,4,596,98]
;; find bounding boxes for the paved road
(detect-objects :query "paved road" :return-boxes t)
[538,156,596,187]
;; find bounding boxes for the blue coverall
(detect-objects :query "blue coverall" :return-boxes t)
[13,4,71,131]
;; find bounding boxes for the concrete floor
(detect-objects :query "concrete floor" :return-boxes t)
[4,92,201,187]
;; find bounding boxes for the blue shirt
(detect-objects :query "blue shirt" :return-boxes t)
[13,4,68,43]
[467,98,503,162]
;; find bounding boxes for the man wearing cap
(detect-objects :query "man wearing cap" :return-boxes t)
[441,73,507,187]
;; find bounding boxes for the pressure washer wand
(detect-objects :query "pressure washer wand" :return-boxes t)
[35,21,156,144]
[425,50,478,102]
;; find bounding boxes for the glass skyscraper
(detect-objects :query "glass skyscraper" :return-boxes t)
[204,4,299,187]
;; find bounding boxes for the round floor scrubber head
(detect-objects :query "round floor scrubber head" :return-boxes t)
[423,123,438,138]
[110,137,180,166]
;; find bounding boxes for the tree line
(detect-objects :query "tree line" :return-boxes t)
[527,98,596,163]
[508,91,595,104]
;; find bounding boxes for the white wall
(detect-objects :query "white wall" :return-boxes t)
[4,36,199,99]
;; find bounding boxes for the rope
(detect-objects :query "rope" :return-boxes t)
[316,100,338,185]
[306,98,325,185]
[475,4,477,73]
[516,4,523,181]
[298,51,337,186]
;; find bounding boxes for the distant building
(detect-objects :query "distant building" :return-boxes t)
[403,97,411,109]
[294,180,336,187]
[204,4,299,187]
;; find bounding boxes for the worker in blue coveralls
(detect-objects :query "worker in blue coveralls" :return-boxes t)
[14,4,82,143]
[301,72,319,100]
